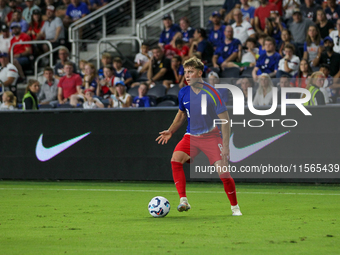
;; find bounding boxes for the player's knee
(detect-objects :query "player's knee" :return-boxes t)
[171,152,189,164]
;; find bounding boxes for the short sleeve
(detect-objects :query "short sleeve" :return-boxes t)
[197,40,206,53]
[76,75,83,86]
[303,42,307,52]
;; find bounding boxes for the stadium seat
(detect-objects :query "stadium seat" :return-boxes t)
[209,67,220,75]
[129,69,139,82]
[128,85,139,98]
[166,85,180,97]
[57,103,73,109]
[148,95,157,106]
[147,84,166,99]
[157,100,177,107]
[220,67,240,79]
[240,66,254,78]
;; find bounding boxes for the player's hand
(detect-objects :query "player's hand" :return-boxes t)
[221,146,230,164]
[156,130,172,145]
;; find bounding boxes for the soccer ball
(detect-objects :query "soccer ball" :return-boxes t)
[148,196,170,218]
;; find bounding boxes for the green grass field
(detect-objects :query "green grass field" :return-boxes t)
[0,181,339,255]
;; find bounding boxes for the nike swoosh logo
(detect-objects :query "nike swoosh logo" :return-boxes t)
[229,131,290,163]
[36,132,91,162]
[184,102,189,105]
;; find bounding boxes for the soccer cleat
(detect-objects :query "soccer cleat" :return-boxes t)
[231,204,242,216]
[177,197,191,212]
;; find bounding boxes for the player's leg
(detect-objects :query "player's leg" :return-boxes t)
[215,160,242,216]
[171,151,191,212]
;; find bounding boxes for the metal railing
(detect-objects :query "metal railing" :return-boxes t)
[96,36,142,69]
[10,40,53,67]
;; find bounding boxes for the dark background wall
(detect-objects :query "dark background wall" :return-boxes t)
[0,106,339,183]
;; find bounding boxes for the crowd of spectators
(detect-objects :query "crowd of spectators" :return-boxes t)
[1,0,340,110]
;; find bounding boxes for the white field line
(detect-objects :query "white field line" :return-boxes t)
[0,187,339,196]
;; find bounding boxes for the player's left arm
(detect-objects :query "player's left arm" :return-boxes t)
[217,110,230,163]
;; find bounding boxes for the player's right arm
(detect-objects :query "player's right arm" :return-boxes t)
[156,109,187,145]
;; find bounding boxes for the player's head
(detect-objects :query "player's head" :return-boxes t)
[183,57,204,86]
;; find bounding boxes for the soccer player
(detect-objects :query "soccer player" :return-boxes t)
[156,57,242,216]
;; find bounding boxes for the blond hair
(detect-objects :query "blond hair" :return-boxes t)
[183,57,204,72]
[306,71,325,90]
[3,91,17,107]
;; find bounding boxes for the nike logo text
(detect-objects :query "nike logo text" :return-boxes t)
[36,132,91,161]
[184,102,189,105]
[229,131,290,162]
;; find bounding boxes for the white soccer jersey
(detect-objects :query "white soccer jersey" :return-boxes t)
[232,20,255,45]
[329,30,340,54]
[0,63,19,88]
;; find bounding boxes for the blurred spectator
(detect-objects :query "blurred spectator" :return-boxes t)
[257,32,268,55]
[254,0,278,33]
[63,0,89,27]
[282,0,300,21]
[0,51,18,92]
[113,57,133,88]
[277,43,300,78]
[163,55,183,89]
[158,14,180,49]
[87,0,107,12]
[99,65,118,98]
[83,89,104,109]
[278,28,299,57]
[23,0,40,23]
[189,28,214,65]
[231,8,255,45]
[0,91,17,110]
[303,71,326,105]
[207,11,225,50]
[248,0,260,8]
[54,46,77,78]
[208,71,229,105]
[269,0,283,16]
[220,0,241,18]
[0,0,11,23]
[0,24,11,54]
[289,8,314,54]
[78,59,87,78]
[319,63,339,102]
[164,38,189,59]
[212,25,241,70]
[147,46,172,88]
[22,79,40,110]
[301,0,322,22]
[27,9,44,40]
[240,77,255,103]
[134,43,151,74]
[38,66,59,106]
[234,37,258,69]
[253,73,274,105]
[264,10,286,46]
[291,58,313,88]
[98,52,112,80]
[240,0,256,26]
[329,19,340,53]
[316,9,334,39]
[313,36,340,77]
[325,0,340,26]
[303,25,324,64]
[38,5,65,52]
[132,83,150,108]
[57,61,82,105]
[41,0,62,19]
[83,62,99,95]
[9,22,31,69]
[178,17,194,46]
[5,0,23,26]
[109,81,132,108]
[55,0,70,20]
[277,75,299,104]
[10,9,29,32]
[252,37,281,80]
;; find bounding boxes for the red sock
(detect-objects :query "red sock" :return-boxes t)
[219,172,238,206]
[171,161,186,198]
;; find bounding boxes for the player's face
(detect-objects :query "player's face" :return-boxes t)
[285,48,293,57]
[308,26,317,38]
[163,18,172,28]
[264,41,274,53]
[281,31,288,41]
[85,91,93,100]
[138,84,147,96]
[233,11,243,22]
[184,66,202,86]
